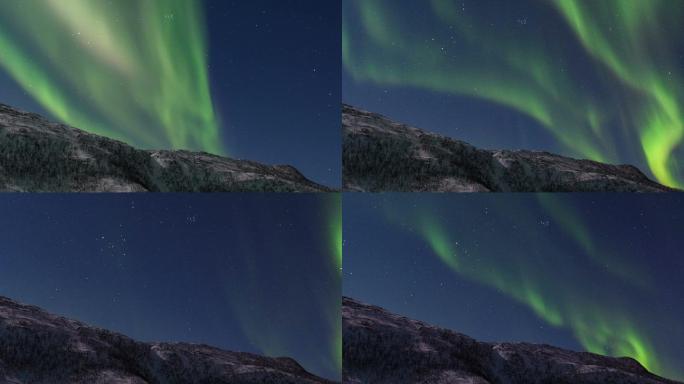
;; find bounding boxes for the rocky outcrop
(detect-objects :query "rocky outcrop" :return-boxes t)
[343,297,680,384]
[342,104,675,192]
[0,103,330,192]
[0,295,336,384]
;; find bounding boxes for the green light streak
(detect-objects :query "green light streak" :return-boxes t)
[552,0,684,188]
[217,196,342,380]
[327,194,342,374]
[0,0,222,153]
[416,212,566,328]
[419,214,665,375]
[330,194,343,274]
[571,309,658,375]
[384,198,681,380]
[418,214,458,270]
[344,0,684,187]
[344,0,614,164]
[536,194,651,289]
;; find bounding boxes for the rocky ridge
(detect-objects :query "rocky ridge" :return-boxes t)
[342,104,675,192]
[343,296,680,384]
[0,103,330,192]
[0,295,336,384]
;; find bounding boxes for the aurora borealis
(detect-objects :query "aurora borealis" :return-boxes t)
[3,1,684,382]
[343,193,684,381]
[343,0,684,188]
[0,0,340,186]
[327,194,343,373]
[0,0,219,152]
[0,194,341,380]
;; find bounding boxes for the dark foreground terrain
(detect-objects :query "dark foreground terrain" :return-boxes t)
[0,103,330,192]
[0,296,336,384]
[343,105,674,192]
[343,297,680,384]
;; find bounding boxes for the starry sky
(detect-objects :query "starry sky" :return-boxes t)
[0,194,341,380]
[343,0,684,189]
[0,0,340,187]
[343,193,684,381]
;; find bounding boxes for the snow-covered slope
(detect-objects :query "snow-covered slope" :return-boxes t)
[342,105,674,192]
[0,103,330,192]
[0,295,336,384]
[343,297,680,384]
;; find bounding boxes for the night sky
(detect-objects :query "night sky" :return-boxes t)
[343,193,684,381]
[0,194,341,380]
[343,0,684,189]
[0,0,340,187]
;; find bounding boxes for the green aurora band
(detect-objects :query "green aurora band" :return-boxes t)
[343,0,684,188]
[0,0,222,153]
[220,195,342,379]
[552,0,684,188]
[328,194,343,374]
[536,194,652,290]
[384,197,683,380]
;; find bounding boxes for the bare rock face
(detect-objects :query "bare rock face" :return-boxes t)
[0,103,330,192]
[342,105,675,192]
[343,297,680,384]
[0,296,336,384]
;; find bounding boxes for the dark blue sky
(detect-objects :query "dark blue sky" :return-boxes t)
[0,0,340,187]
[0,194,340,380]
[207,0,340,187]
[343,193,684,381]
[343,0,684,188]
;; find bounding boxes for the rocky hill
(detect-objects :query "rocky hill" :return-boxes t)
[0,103,330,192]
[342,104,674,192]
[0,295,336,384]
[343,297,680,384]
